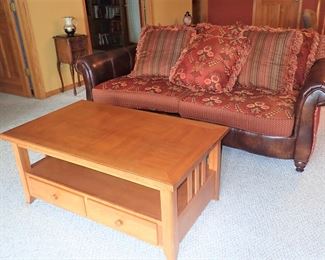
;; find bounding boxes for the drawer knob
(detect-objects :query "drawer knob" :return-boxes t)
[52,193,58,200]
[115,219,123,226]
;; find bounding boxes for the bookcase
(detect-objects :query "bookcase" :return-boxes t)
[85,0,129,51]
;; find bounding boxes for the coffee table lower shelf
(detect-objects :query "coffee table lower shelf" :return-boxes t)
[23,146,219,260]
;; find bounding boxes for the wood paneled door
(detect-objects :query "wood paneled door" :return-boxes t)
[0,1,31,97]
[192,0,208,24]
[253,0,303,28]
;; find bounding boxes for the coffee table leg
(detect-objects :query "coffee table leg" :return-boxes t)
[209,142,221,200]
[160,189,179,260]
[12,144,34,203]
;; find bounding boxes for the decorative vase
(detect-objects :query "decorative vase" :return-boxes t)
[63,16,76,37]
[183,11,192,26]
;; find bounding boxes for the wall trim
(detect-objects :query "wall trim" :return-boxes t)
[45,82,84,97]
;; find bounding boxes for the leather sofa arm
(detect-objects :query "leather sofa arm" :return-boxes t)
[293,58,325,171]
[295,58,325,111]
[76,45,136,100]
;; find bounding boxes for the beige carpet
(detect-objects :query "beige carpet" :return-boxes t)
[0,89,324,260]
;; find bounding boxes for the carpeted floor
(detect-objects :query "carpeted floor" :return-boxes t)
[0,89,324,260]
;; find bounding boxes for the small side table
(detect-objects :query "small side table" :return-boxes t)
[53,34,89,95]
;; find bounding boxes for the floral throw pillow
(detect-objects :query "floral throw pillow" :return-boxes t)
[196,22,246,38]
[316,34,325,60]
[169,34,251,93]
[129,25,195,77]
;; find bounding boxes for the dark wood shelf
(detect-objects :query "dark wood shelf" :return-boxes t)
[85,0,129,51]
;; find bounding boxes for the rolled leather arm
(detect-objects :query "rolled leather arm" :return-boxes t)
[295,58,325,111]
[293,58,325,170]
[76,45,136,100]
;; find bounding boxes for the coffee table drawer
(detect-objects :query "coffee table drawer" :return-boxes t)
[28,177,86,216]
[86,199,158,245]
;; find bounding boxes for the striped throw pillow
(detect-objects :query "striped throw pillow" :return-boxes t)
[238,28,303,93]
[130,25,195,77]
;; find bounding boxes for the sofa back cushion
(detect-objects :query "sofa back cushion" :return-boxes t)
[169,34,251,93]
[238,27,303,93]
[196,23,246,38]
[294,30,319,90]
[129,25,195,77]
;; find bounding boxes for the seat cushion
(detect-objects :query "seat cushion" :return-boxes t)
[93,76,189,113]
[179,83,299,137]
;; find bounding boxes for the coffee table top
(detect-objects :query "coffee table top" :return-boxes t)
[1,101,228,190]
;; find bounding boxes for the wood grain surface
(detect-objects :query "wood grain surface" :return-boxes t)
[1,101,228,190]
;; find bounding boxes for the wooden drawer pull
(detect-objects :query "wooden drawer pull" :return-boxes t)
[115,219,123,226]
[52,193,58,200]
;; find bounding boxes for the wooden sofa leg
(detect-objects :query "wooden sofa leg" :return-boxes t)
[294,161,307,172]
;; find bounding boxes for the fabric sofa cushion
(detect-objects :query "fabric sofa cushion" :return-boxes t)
[169,34,251,93]
[238,27,303,93]
[316,34,325,60]
[196,23,246,38]
[294,30,319,90]
[129,25,195,77]
[179,83,299,137]
[93,76,190,113]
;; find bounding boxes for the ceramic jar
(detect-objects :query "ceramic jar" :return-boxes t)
[63,16,76,37]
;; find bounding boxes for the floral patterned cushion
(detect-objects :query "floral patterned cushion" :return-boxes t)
[169,34,251,93]
[239,26,303,93]
[316,34,325,60]
[93,76,190,113]
[294,29,320,90]
[196,22,246,38]
[129,25,195,77]
[179,83,299,137]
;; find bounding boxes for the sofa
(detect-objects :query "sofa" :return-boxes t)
[76,24,325,172]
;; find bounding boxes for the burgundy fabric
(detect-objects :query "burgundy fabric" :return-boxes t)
[316,34,325,59]
[294,30,320,90]
[94,76,299,137]
[179,83,299,137]
[169,34,251,94]
[93,76,190,113]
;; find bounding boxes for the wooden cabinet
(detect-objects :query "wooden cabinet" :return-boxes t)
[253,0,303,28]
[53,35,89,95]
[85,0,129,51]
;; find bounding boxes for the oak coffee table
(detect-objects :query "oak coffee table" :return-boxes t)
[1,101,229,260]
